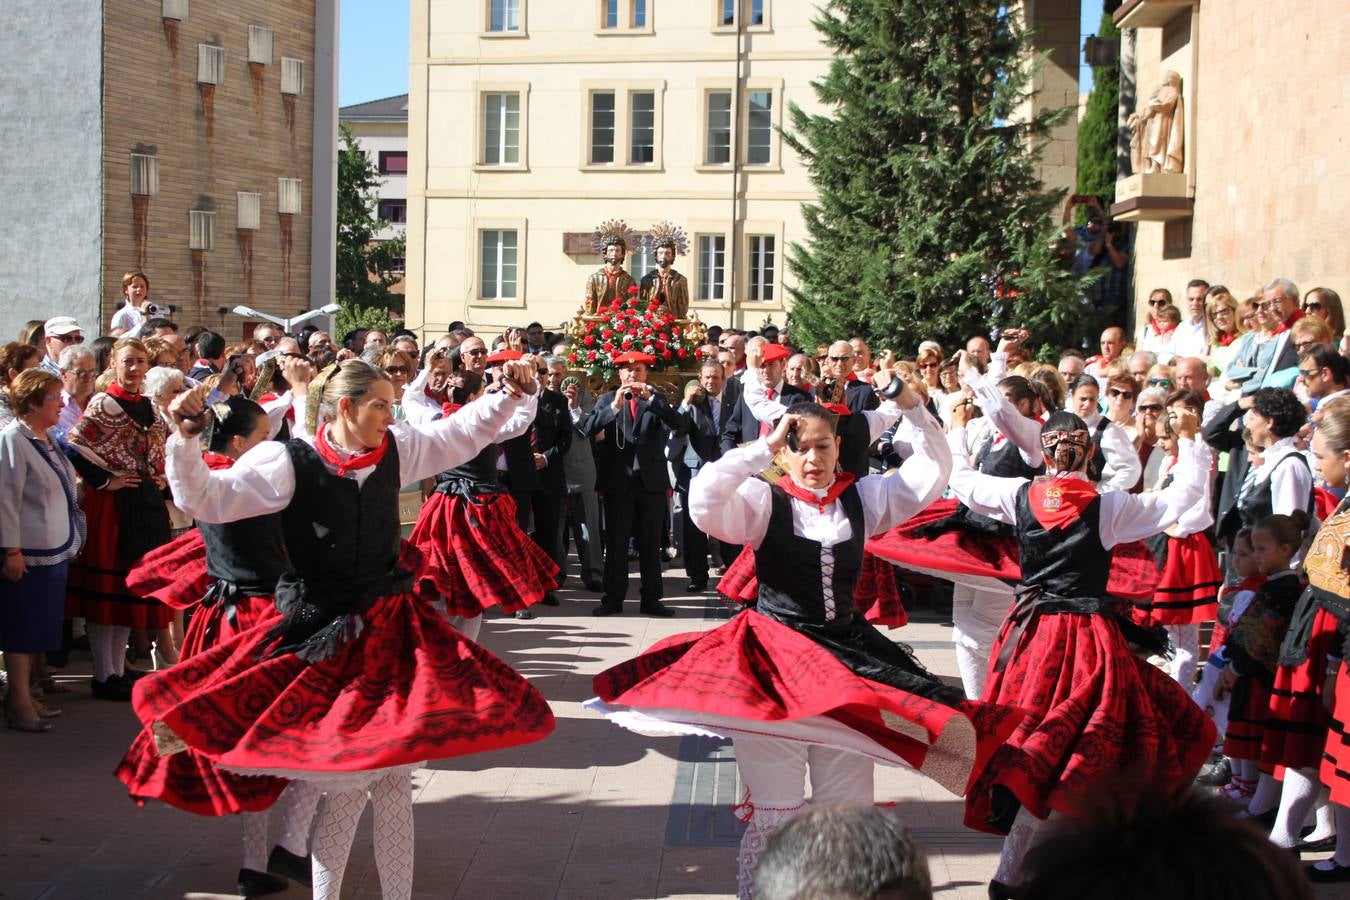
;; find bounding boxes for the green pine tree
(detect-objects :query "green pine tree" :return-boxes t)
[336,124,406,315]
[1076,0,1123,206]
[785,0,1087,357]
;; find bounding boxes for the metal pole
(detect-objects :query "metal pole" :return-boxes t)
[729,6,742,330]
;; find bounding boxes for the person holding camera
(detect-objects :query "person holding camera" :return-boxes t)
[1066,196,1129,318]
[109,270,153,337]
[583,351,691,617]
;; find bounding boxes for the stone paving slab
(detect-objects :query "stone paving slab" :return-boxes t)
[0,561,1340,899]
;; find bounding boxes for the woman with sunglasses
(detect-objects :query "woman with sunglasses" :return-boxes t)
[1103,373,1139,431]
[1129,387,1170,492]
[1204,286,1247,383]
[1139,291,1181,365]
[1303,287,1346,341]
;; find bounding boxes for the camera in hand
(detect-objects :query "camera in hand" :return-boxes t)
[144,302,176,317]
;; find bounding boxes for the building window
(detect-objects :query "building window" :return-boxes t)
[746,90,772,165]
[482,92,521,165]
[237,192,261,231]
[379,151,408,175]
[697,235,726,301]
[480,229,518,300]
[130,153,160,196]
[634,0,648,27]
[388,255,406,274]
[162,0,188,21]
[748,235,775,301]
[629,240,654,279]
[705,91,732,165]
[378,200,408,224]
[247,25,273,65]
[197,44,225,85]
[600,0,648,30]
[629,91,655,164]
[749,0,764,25]
[277,178,302,215]
[189,210,216,251]
[488,0,521,32]
[281,58,305,95]
[719,0,735,26]
[590,91,616,164]
[603,0,620,28]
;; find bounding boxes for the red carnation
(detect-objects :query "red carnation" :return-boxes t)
[602,342,614,353]
[584,334,595,347]
[602,328,614,339]
[628,284,639,294]
[621,337,633,349]
[662,349,672,360]
[677,347,688,359]
[587,350,597,361]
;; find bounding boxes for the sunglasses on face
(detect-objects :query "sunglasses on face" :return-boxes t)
[1299,367,1321,378]
[1138,404,1164,413]
[383,365,410,376]
[1148,378,1173,387]
[54,333,84,344]
[1294,341,1315,352]
[1107,388,1135,399]
[1148,299,1168,307]
[918,362,938,369]
[463,348,487,356]
[1303,303,1322,312]
[828,355,853,362]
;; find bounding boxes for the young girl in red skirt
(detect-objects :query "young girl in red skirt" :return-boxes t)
[116,394,325,898]
[1215,512,1307,822]
[132,359,556,900]
[408,369,558,634]
[1319,646,1350,881]
[589,395,1022,900]
[943,403,1216,896]
[1131,389,1223,688]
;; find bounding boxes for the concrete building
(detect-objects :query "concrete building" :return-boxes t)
[1111,0,1349,333]
[405,1,1085,337]
[339,93,409,294]
[0,0,338,342]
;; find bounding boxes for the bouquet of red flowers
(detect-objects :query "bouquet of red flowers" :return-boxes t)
[567,284,699,378]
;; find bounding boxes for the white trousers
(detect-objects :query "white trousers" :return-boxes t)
[951,584,1014,700]
[732,735,875,900]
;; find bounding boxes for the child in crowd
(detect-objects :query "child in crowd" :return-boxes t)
[1202,528,1264,795]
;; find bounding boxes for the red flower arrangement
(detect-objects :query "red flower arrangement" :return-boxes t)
[566,285,700,378]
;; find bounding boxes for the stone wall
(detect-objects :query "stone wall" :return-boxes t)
[0,0,104,340]
[101,0,317,339]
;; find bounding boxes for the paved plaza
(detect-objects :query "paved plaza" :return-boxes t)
[1,564,1341,900]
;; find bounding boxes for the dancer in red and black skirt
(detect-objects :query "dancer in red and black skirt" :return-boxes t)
[408,367,558,635]
[66,338,173,700]
[133,359,556,900]
[1131,389,1222,688]
[943,402,1216,895]
[116,392,322,898]
[589,390,1021,900]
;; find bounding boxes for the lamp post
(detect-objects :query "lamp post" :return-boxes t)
[231,303,341,336]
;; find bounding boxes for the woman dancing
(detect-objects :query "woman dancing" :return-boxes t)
[130,359,556,900]
[590,387,1020,900]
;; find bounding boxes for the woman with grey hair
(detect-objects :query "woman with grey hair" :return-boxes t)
[1130,386,1170,492]
[143,366,186,422]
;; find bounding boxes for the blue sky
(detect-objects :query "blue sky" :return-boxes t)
[337,0,1100,106]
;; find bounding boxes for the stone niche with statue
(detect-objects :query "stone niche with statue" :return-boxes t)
[563,219,708,400]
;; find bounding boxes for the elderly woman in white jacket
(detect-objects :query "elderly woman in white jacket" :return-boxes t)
[0,369,86,732]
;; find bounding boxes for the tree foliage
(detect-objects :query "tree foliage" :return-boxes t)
[785,0,1088,356]
[1076,0,1123,206]
[336,124,406,315]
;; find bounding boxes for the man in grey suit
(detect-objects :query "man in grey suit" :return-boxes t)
[551,357,604,592]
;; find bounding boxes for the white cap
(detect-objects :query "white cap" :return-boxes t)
[44,316,83,336]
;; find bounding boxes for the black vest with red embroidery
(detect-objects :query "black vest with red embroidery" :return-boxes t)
[754,483,865,632]
[1013,481,1111,599]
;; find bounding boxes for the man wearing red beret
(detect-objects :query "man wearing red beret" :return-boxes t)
[582,352,691,616]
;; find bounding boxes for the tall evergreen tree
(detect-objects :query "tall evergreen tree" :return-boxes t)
[1076,0,1123,205]
[336,124,406,314]
[785,0,1086,356]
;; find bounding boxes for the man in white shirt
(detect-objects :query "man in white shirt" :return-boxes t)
[1301,344,1350,410]
[1171,279,1211,360]
[40,317,84,376]
[1085,326,1126,391]
[1173,356,1224,424]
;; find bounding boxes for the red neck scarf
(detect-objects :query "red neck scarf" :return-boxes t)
[1027,476,1099,531]
[821,402,851,417]
[441,402,462,418]
[314,423,389,476]
[1216,331,1238,347]
[106,381,142,403]
[1148,318,1176,337]
[777,471,856,513]
[202,452,235,471]
[1271,308,1304,336]
[424,384,445,403]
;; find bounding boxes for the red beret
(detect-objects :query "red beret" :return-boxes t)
[759,343,791,364]
[484,348,523,364]
[613,351,657,367]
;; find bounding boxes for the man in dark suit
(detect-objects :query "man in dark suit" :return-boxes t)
[719,342,810,454]
[498,351,571,606]
[676,359,733,591]
[583,351,690,617]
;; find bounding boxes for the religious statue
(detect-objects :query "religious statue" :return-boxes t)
[1127,70,1185,175]
[584,220,639,314]
[638,221,691,319]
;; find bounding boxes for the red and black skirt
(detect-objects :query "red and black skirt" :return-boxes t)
[408,488,558,616]
[718,546,907,629]
[1131,532,1222,627]
[125,528,210,611]
[1261,607,1339,770]
[66,488,173,628]
[1223,677,1271,760]
[965,607,1216,832]
[1321,665,1350,805]
[131,580,555,782]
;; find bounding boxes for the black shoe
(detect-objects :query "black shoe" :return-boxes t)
[1195,757,1232,786]
[640,600,675,618]
[583,580,604,593]
[1307,860,1350,883]
[1296,834,1337,854]
[988,880,1016,900]
[122,667,150,682]
[591,604,623,617]
[237,867,288,898]
[684,581,707,592]
[90,676,132,701]
[513,609,536,620]
[539,593,560,606]
[1238,807,1278,831]
[45,650,69,669]
[267,846,312,887]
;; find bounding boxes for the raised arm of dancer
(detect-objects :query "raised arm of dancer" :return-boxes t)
[963,354,1043,468]
[393,381,538,484]
[945,427,1026,525]
[687,439,776,549]
[1098,436,1210,548]
[858,404,952,535]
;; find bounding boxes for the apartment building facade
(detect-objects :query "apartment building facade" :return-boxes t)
[340,93,410,294]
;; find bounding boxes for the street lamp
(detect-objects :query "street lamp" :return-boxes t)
[231,303,341,335]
